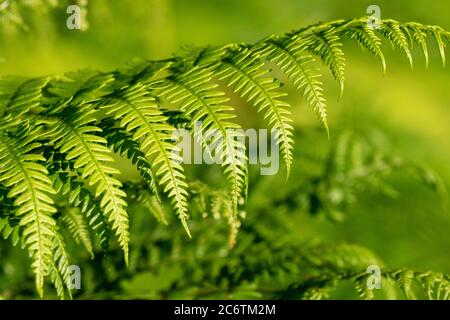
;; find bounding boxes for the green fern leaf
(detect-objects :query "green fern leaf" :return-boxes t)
[346,23,386,73]
[300,28,346,99]
[131,185,168,225]
[118,58,173,86]
[429,27,447,68]
[99,119,161,202]
[99,84,191,236]
[51,171,111,252]
[61,207,94,258]
[0,77,49,129]
[45,70,114,109]
[48,232,73,300]
[156,67,248,211]
[53,105,129,263]
[217,49,294,177]
[261,38,329,134]
[0,129,60,297]
[406,23,430,68]
[380,20,413,68]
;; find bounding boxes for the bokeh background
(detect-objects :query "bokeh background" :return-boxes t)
[1,0,450,299]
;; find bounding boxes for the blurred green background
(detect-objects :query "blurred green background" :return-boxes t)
[1,0,450,298]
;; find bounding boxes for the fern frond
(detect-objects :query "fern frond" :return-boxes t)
[118,58,173,86]
[190,180,242,247]
[0,77,49,128]
[271,241,450,300]
[217,49,294,177]
[126,183,168,225]
[52,105,129,263]
[45,70,114,112]
[176,45,230,67]
[379,20,413,68]
[48,232,73,300]
[99,119,161,201]
[0,128,60,297]
[156,67,248,211]
[385,269,450,300]
[60,207,94,258]
[99,84,191,236]
[50,171,111,252]
[429,27,447,68]
[162,109,192,129]
[395,269,416,299]
[260,38,329,134]
[406,23,430,68]
[141,192,168,225]
[346,23,387,73]
[354,275,375,300]
[299,28,346,99]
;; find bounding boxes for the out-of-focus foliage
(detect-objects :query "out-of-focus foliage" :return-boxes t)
[0,0,88,31]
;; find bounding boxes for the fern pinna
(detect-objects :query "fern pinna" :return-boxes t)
[0,16,449,298]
